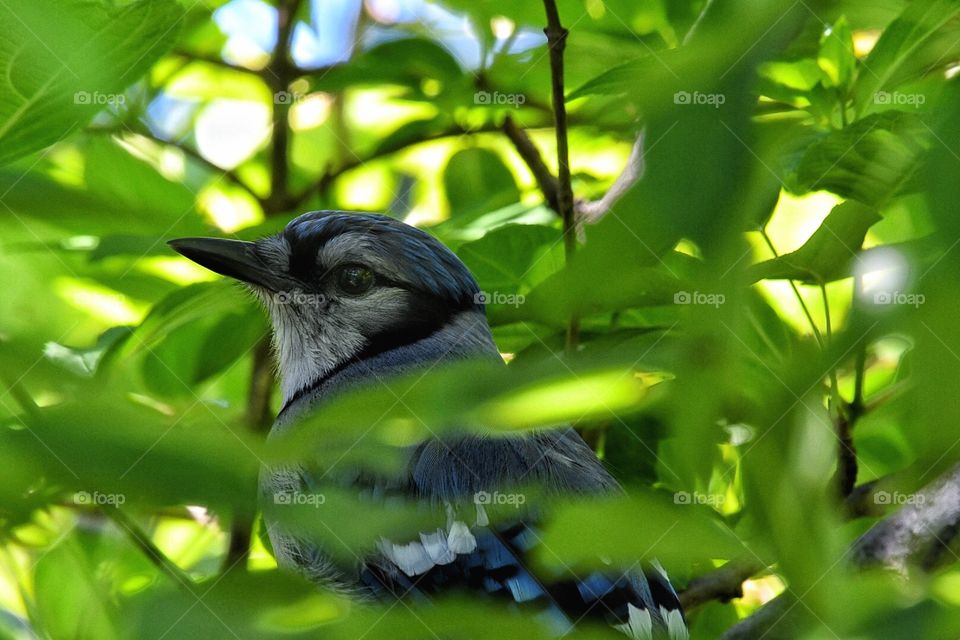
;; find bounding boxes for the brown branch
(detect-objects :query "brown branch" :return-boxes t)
[719,592,796,640]
[679,558,766,611]
[541,0,579,352]
[723,462,960,638]
[290,120,523,209]
[170,49,262,75]
[221,0,299,572]
[541,0,575,255]
[86,124,265,205]
[502,115,559,212]
[263,0,303,213]
[222,337,275,572]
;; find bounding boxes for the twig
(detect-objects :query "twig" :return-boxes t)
[290,121,519,209]
[86,124,265,205]
[724,462,960,638]
[820,282,856,496]
[1,374,196,592]
[679,558,766,611]
[502,115,559,212]
[757,228,824,348]
[170,49,262,75]
[542,0,580,352]
[102,505,196,594]
[850,274,868,421]
[577,133,645,224]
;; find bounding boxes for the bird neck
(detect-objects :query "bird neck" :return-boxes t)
[275,309,500,419]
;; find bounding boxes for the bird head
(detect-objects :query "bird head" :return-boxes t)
[169,211,497,403]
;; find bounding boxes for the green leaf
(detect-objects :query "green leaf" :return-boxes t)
[193,308,267,384]
[789,111,931,206]
[309,38,464,95]
[759,58,824,92]
[442,148,520,217]
[817,17,855,89]
[0,0,182,165]
[34,534,118,640]
[537,493,745,569]
[43,326,131,378]
[11,396,263,511]
[456,223,562,297]
[750,201,881,283]
[852,0,960,115]
[98,281,252,375]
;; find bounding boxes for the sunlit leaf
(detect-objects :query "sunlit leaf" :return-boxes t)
[0,0,181,165]
[750,201,881,283]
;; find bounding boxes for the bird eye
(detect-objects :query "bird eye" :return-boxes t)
[335,264,375,295]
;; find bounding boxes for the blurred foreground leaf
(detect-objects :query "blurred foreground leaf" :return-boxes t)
[0,0,181,165]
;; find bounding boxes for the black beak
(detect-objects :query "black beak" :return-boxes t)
[168,237,287,291]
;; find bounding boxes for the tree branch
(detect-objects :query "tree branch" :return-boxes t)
[263,0,303,212]
[542,0,580,352]
[851,461,960,572]
[290,121,518,209]
[502,115,559,213]
[679,558,766,611]
[723,461,960,638]
[170,49,261,75]
[86,124,265,206]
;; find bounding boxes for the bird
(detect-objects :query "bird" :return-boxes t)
[169,210,688,639]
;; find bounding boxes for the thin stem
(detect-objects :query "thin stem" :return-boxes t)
[821,282,857,496]
[820,283,841,407]
[542,0,580,352]
[102,505,196,593]
[851,273,868,419]
[502,114,559,212]
[86,124,264,205]
[758,228,824,348]
[291,120,532,209]
[1,375,196,591]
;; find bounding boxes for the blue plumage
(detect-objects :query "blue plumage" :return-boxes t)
[169,211,688,639]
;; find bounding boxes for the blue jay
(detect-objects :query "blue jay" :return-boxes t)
[169,211,687,639]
